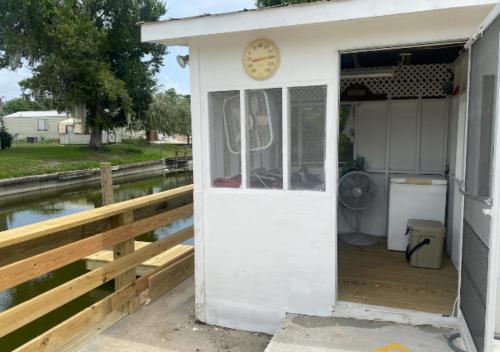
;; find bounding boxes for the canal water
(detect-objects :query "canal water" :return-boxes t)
[0,174,192,351]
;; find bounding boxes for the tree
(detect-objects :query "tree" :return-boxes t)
[3,96,54,115]
[0,117,13,150]
[175,95,191,145]
[0,0,166,150]
[256,0,320,7]
[146,89,192,144]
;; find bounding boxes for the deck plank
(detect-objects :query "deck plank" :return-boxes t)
[85,242,194,276]
[338,241,457,315]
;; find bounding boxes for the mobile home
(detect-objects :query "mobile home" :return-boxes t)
[2,110,67,141]
[142,1,500,351]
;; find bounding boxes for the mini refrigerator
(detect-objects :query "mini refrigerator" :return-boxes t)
[387,175,447,251]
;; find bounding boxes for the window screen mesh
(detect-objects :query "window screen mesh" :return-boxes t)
[209,91,242,188]
[289,86,327,191]
[246,88,283,189]
[465,16,499,198]
[461,14,500,352]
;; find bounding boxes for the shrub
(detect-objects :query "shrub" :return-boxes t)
[0,118,13,150]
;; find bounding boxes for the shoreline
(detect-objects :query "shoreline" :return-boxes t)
[0,159,192,198]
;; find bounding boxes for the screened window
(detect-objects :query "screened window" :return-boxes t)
[245,88,283,189]
[209,91,242,188]
[37,119,48,131]
[289,86,327,191]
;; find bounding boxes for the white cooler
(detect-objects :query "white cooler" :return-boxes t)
[387,175,447,251]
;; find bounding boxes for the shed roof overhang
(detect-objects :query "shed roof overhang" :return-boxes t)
[141,0,497,46]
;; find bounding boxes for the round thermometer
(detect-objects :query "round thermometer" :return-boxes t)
[243,39,280,80]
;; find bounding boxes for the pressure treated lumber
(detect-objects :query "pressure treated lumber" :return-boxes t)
[0,226,194,338]
[14,247,194,352]
[14,274,149,352]
[100,162,114,206]
[113,210,136,312]
[0,184,193,248]
[0,204,193,292]
[86,243,194,276]
[148,253,195,302]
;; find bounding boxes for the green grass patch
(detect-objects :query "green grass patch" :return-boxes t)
[0,140,191,179]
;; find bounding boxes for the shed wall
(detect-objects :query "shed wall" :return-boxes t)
[190,7,492,334]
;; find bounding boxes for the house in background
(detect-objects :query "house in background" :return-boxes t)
[2,110,68,142]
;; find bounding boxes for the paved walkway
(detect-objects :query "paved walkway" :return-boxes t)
[80,276,464,352]
[80,277,271,352]
[265,314,458,352]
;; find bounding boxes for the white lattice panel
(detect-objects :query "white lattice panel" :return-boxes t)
[341,64,451,98]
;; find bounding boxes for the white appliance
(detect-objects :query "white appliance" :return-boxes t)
[387,175,447,251]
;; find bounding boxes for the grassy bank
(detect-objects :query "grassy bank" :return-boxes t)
[0,140,191,179]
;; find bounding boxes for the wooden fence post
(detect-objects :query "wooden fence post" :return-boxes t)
[100,163,114,206]
[100,162,137,313]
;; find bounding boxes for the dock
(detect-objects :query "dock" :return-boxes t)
[85,242,194,276]
[0,184,195,351]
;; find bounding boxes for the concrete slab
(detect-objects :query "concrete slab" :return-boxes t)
[79,277,271,352]
[265,314,457,352]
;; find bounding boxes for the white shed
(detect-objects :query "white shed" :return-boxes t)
[2,110,68,141]
[142,1,500,351]
[57,118,123,145]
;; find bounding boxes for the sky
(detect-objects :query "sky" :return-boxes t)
[0,0,256,101]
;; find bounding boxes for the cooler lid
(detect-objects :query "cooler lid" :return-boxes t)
[390,175,447,185]
[407,219,446,237]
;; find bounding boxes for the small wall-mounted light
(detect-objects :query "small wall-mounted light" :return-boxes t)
[176,55,190,68]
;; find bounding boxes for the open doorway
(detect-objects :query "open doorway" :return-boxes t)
[336,44,467,315]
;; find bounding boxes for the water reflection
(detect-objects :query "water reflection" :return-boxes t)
[0,173,192,351]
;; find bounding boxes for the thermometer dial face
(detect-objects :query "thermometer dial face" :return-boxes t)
[243,39,280,80]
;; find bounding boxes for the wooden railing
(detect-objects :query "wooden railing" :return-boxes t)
[0,184,194,352]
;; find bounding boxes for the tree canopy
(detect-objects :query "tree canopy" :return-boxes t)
[0,0,166,149]
[256,0,320,8]
[146,89,191,143]
[2,96,54,115]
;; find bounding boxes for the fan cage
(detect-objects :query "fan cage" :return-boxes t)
[222,90,276,155]
[338,171,377,211]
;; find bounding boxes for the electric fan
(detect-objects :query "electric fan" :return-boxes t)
[222,90,274,154]
[338,171,378,246]
[222,94,242,154]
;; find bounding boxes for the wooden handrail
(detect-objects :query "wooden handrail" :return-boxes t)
[0,184,193,248]
[0,204,193,292]
[0,184,195,351]
[0,226,194,338]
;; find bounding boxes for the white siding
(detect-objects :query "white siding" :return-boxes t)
[3,116,65,140]
[186,4,492,335]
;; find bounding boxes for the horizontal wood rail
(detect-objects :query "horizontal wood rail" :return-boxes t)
[0,185,193,248]
[0,184,195,352]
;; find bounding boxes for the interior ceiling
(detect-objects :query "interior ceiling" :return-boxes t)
[341,44,464,69]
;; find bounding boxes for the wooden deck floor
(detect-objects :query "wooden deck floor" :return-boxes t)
[338,241,458,315]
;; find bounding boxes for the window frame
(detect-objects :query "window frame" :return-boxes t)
[205,80,331,194]
[37,119,48,131]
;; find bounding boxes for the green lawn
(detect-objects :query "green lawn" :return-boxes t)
[0,141,191,179]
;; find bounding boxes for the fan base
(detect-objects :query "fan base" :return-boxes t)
[340,232,379,246]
